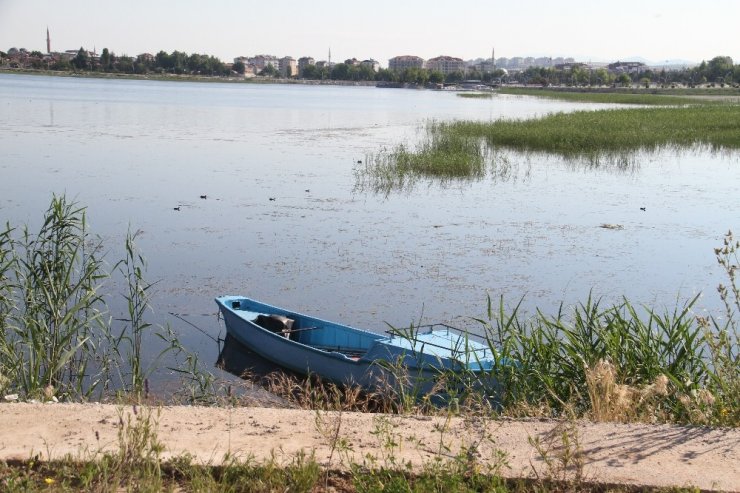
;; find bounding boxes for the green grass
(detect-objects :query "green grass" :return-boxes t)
[457,92,495,99]
[356,103,740,192]
[497,87,724,105]
[444,104,740,156]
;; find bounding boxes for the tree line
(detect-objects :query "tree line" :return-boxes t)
[1,48,738,87]
[516,56,739,87]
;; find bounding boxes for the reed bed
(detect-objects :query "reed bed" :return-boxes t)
[357,104,740,191]
[497,87,714,105]
[0,196,206,402]
[457,92,495,99]
[448,105,740,157]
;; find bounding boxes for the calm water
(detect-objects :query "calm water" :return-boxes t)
[1,74,738,381]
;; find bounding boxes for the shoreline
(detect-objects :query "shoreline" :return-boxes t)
[0,402,737,491]
[0,67,379,87]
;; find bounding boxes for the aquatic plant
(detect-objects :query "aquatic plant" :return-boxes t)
[0,197,111,399]
[357,103,740,192]
[498,87,719,105]
[457,92,494,99]
[0,196,208,401]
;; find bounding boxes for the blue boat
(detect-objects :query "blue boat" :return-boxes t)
[215,295,499,391]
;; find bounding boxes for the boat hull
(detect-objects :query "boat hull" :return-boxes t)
[215,295,500,394]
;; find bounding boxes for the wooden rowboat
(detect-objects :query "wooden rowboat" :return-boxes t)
[216,295,499,391]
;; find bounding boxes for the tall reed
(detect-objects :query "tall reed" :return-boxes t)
[0,196,202,401]
[357,104,740,192]
[0,197,110,399]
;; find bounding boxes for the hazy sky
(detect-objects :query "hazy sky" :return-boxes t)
[1,0,738,66]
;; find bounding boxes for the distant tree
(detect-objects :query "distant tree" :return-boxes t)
[374,68,395,82]
[300,64,319,79]
[616,73,632,87]
[51,57,71,71]
[134,54,152,73]
[100,48,111,70]
[330,63,349,80]
[285,65,292,78]
[116,55,134,73]
[445,70,464,84]
[259,64,278,77]
[467,68,483,80]
[30,50,43,58]
[398,67,428,84]
[706,55,734,82]
[428,70,444,84]
[233,60,245,74]
[155,50,170,70]
[594,68,613,86]
[72,47,88,70]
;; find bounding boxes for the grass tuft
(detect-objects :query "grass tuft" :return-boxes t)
[357,103,740,192]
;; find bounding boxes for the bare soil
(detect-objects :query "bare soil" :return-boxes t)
[0,403,738,491]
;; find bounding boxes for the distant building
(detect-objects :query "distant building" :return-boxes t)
[315,60,334,69]
[388,55,424,71]
[474,59,496,73]
[554,62,587,71]
[298,56,315,75]
[508,57,523,69]
[608,61,646,74]
[344,57,360,66]
[425,55,465,75]
[361,59,380,72]
[250,54,279,72]
[279,56,296,77]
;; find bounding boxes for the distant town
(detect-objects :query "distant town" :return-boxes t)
[1,29,737,88]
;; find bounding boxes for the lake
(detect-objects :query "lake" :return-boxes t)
[1,73,738,385]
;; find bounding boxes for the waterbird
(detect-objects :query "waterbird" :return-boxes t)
[173,206,181,211]
[200,195,207,199]
[357,160,362,164]
[640,207,646,211]
[269,197,276,201]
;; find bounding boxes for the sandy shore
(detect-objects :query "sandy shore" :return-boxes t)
[0,403,738,491]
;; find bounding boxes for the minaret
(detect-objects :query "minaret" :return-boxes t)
[492,47,495,71]
[46,27,51,54]
[328,47,331,66]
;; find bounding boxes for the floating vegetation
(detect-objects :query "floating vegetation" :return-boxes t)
[357,104,740,193]
[457,92,494,99]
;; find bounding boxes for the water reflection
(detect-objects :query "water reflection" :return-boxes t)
[216,333,290,379]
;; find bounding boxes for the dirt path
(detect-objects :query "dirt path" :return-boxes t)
[1,403,738,491]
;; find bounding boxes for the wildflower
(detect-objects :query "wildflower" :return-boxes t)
[44,477,55,484]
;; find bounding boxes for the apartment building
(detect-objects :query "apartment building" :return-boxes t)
[279,56,296,77]
[425,55,465,75]
[388,55,424,71]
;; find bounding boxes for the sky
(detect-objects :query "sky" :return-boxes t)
[1,0,738,66]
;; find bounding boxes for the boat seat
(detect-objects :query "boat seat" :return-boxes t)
[254,314,296,340]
